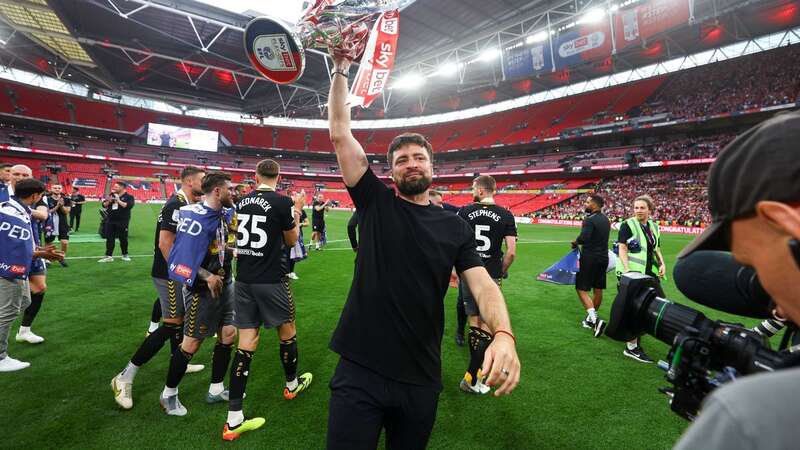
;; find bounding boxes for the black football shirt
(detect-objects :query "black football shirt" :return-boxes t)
[151,192,188,279]
[235,188,295,284]
[458,202,517,279]
[330,168,483,389]
[311,200,325,226]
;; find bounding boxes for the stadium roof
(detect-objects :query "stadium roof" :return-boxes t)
[0,0,796,120]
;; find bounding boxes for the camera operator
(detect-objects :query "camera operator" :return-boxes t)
[674,111,800,449]
[615,195,666,363]
[99,181,135,262]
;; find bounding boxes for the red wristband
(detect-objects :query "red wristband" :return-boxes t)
[494,330,516,344]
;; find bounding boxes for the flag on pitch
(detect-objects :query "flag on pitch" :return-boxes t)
[537,249,617,285]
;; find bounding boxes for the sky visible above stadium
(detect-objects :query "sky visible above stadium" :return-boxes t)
[195,0,305,23]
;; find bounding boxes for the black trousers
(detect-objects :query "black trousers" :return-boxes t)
[69,209,82,231]
[327,358,440,450]
[105,221,129,256]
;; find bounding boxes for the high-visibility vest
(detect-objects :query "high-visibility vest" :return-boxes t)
[615,217,664,279]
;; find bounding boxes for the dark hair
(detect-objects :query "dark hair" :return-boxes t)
[428,190,443,198]
[14,178,45,199]
[256,159,280,178]
[180,165,205,180]
[387,133,433,165]
[201,171,231,194]
[0,163,11,169]
[72,186,80,192]
[114,181,127,189]
[589,194,604,208]
[473,175,496,193]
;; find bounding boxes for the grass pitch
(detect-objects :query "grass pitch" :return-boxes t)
[1,203,763,449]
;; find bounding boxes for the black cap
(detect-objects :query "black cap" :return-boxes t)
[678,110,800,258]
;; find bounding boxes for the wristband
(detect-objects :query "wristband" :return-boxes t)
[331,70,348,78]
[494,330,516,344]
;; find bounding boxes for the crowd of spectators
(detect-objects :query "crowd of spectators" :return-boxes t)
[637,44,800,120]
[634,133,735,162]
[534,171,711,227]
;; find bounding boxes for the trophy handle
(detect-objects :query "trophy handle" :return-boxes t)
[244,17,306,84]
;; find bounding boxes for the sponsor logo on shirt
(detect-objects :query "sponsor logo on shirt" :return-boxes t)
[174,264,193,278]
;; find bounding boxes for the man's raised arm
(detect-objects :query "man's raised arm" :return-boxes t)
[328,57,369,188]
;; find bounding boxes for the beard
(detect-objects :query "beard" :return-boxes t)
[395,173,432,196]
[221,196,234,208]
[584,207,593,214]
[473,194,480,202]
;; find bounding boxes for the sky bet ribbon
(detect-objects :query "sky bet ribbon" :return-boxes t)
[167,203,222,287]
[0,197,36,280]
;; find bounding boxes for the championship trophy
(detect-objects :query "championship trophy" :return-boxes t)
[244,0,416,107]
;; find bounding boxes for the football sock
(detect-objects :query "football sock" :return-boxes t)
[166,323,183,355]
[119,362,140,383]
[150,297,162,324]
[209,382,225,396]
[166,348,194,390]
[456,297,467,337]
[162,386,178,397]
[467,327,493,386]
[280,335,298,384]
[227,410,245,428]
[211,341,233,384]
[627,340,639,351]
[587,308,597,322]
[229,349,254,411]
[21,292,45,327]
[130,325,174,367]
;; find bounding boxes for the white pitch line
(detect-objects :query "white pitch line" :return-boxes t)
[65,254,151,260]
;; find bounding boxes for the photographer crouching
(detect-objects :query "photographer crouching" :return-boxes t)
[667,112,800,447]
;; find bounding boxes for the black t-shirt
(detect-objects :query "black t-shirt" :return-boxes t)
[330,168,484,389]
[106,192,135,223]
[151,192,189,279]
[47,194,72,221]
[312,200,326,225]
[235,188,295,284]
[189,208,233,293]
[576,212,610,258]
[458,202,517,278]
[70,194,85,213]
[618,221,659,276]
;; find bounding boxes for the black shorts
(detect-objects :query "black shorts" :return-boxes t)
[234,280,295,329]
[46,217,69,242]
[460,278,501,317]
[327,358,439,450]
[575,255,608,291]
[312,222,325,233]
[182,281,235,339]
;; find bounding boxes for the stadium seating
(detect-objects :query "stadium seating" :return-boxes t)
[535,171,710,226]
[0,44,796,157]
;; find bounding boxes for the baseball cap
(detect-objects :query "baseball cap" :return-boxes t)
[678,110,800,258]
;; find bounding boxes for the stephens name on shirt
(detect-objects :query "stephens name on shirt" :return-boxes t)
[467,208,502,222]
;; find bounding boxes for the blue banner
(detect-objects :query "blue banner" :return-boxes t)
[504,43,553,78]
[0,198,35,280]
[537,249,581,285]
[168,203,222,287]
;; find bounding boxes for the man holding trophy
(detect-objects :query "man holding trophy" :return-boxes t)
[244,1,521,447]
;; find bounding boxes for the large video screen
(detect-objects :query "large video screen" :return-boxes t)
[146,123,219,152]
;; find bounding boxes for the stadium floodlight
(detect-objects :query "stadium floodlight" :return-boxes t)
[477,48,501,62]
[526,31,549,44]
[393,73,426,89]
[578,8,605,24]
[435,62,461,76]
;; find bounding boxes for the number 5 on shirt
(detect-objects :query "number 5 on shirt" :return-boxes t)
[475,225,491,252]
